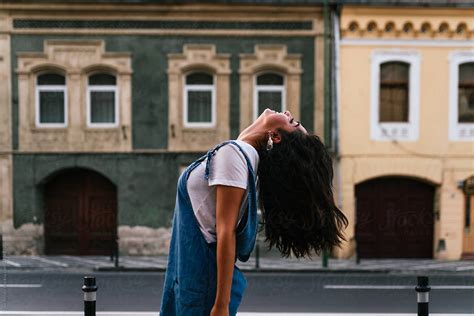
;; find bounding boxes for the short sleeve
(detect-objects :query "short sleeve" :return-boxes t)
[208,144,248,189]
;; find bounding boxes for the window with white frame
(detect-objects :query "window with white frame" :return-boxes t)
[449,51,474,141]
[254,72,285,119]
[371,51,420,141]
[184,72,215,127]
[35,73,67,127]
[87,73,118,127]
[379,62,409,122]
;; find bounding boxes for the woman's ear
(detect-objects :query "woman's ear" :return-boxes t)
[271,131,282,144]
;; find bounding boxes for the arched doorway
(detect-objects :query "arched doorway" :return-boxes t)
[355,177,435,258]
[44,168,117,255]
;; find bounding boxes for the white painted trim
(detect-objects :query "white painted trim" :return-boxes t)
[0,313,472,316]
[35,84,67,128]
[87,84,119,128]
[448,50,474,141]
[253,73,286,120]
[341,38,474,48]
[183,79,216,128]
[370,50,421,141]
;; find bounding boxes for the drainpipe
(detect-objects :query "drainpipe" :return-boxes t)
[322,0,332,268]
[323,0,332,148]
[333,7,346,261]
[332,8,341,157]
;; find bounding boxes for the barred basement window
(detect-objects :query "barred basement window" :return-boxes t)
[254,73,285,119]
[35,73,67,127]
[184,72,215,127]
[458,62,474,123]
[87,73,118,127]
[379,62,409,123]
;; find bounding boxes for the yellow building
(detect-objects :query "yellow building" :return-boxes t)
[337,5,474,259]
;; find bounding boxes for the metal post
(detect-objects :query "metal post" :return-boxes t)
[322,249,329,268]
[0,234,3,260]
[415,276,430,316]
[255,241,260,269]
[82,276,97,316]
[114,238,119,268]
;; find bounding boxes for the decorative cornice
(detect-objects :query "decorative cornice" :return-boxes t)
[342,19,473,40]
[340,7,474,40]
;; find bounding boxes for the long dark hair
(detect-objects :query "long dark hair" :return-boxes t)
[257,129,348,258]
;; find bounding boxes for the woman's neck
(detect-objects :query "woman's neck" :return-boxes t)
[237,125,266,150]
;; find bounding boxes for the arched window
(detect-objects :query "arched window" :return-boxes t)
[35,73,67,127]
[254,72,285,119]
[458,62,474,123]
[370,51,420,141]
[87,73,118,127]
[184,72,215,127]
[379,62,409,122]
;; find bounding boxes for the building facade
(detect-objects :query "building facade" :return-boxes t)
[1,0,472,260]
[337,4,474,260]
[0,1,328,256]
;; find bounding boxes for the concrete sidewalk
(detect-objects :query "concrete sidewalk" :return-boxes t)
[1,255,473,273]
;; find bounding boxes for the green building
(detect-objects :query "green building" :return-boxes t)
[0,0,332,256]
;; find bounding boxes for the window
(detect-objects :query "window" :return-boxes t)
[239,45,301,132]
[458,63,474,123]
[370,51,420,141]
[254,73,285,119]
[379,62,409,122]
[87,73,118,127]
[35,73,67,127]
[449,51,474,141]
[184,72,215,127]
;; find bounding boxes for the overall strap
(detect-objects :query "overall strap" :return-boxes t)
[204,140,256,181]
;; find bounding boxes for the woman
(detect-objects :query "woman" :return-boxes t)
[160,109,348,316]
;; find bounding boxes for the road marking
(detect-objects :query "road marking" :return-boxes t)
[60,256,111,267]
[29,257,69,268]
[0,284,42,288]
[456,265,474,271]
[324,285,474,290]
[120,258,158,267]
[2,260,22,267]
[409,261,470,270]
[0,313,472,316]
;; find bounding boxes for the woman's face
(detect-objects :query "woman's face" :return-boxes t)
[258,108,307,134]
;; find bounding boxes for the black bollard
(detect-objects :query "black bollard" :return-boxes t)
[82,276,97,316]
[255,242,260,269]
[415,276,430,316]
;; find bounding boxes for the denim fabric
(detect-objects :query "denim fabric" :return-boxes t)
[160,141,258,316]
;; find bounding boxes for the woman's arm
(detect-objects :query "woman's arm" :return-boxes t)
[211,185,245,316]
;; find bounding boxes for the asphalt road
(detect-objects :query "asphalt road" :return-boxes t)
[0,271,473,313]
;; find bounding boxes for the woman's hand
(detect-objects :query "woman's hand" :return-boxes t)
[210,303,229,316]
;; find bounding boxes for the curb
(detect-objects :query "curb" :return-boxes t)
[93,266,392,273]
[93,267,474,274]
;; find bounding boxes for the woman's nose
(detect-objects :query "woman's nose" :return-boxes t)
[284,111,292,118]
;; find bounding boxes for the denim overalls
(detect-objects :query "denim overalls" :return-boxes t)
[160,141,258,316]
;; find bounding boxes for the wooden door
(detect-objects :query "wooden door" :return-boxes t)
[355,177,435,258]
[44,169,117,255]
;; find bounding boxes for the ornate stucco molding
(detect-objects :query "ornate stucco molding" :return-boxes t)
[167,44,231,152]
[239,45,302,132]
[16,40,132,152]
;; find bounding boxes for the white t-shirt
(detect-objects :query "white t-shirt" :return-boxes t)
[186,140,259,243]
